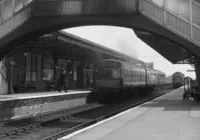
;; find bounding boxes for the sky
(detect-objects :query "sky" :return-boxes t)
[63,26,196,79]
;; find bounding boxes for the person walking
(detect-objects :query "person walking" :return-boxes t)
[59,69,68,92]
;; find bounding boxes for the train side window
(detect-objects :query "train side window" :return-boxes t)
[135,70,137,78]
[131,70,133,78]
[135,70,137,79]
[139,71,141,80]
[130,70,132,78]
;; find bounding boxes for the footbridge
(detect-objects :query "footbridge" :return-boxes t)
[0,0,200,65]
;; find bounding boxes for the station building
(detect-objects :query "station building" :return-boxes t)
[0,31,145,95]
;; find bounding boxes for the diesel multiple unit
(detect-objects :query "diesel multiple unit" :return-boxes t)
[93,59,166,93]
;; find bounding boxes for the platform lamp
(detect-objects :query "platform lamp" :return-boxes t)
[23,52,29,56]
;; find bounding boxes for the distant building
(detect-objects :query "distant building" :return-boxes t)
[166,75,173,83]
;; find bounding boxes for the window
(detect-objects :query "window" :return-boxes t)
[25,53,31,81]
[43,52,54,81]
[25,53,43,82]
[37,54,42,81]
[31,53,37,81]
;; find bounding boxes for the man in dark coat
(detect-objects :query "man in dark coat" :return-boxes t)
[59,70,68,92]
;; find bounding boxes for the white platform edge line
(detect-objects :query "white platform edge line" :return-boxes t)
[0,91,91,101]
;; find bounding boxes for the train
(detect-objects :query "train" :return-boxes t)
[93,59,167,102]
[172,72,184,88]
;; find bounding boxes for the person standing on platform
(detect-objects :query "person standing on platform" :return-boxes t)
[59,70,68,92]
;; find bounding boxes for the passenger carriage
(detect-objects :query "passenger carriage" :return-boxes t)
[93,59,167,102]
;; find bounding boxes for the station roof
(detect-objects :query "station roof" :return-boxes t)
[18,31,147,66]
[55,31,146,65]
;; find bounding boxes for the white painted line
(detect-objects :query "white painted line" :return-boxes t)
[0,91,91,101]
[58,91,170,140]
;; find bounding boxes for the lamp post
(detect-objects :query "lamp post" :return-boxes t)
[8,59,16,94]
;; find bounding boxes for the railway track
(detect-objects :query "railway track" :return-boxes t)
[0,87,173,140]
[0,104,104,139]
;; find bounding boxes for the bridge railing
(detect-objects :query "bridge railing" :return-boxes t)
[0,0,33,38]
[140,0,200,46]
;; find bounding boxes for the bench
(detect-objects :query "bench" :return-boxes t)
[26,82,37,91]
[45,81,56,91]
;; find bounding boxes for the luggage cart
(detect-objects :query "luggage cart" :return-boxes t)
[183,77,196,100]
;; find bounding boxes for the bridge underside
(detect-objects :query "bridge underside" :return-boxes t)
[1,0,200,65]
[0,13,199,64]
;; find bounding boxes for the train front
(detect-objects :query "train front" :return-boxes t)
[172,72,184,88]
[93,60,122,93]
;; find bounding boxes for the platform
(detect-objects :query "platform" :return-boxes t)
[60,87,200,140]
[0,90,91,122]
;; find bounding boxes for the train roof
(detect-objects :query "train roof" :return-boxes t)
[95,59,166,75]
[172,72,185,77]
[95,59,123,64]
[145,67,166,75]
[95,59,144,68]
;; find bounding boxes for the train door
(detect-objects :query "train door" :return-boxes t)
[77,67,83,89]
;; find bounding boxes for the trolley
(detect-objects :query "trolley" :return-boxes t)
[183,77,197,100]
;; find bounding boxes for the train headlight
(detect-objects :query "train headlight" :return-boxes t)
[112,70,120,79]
